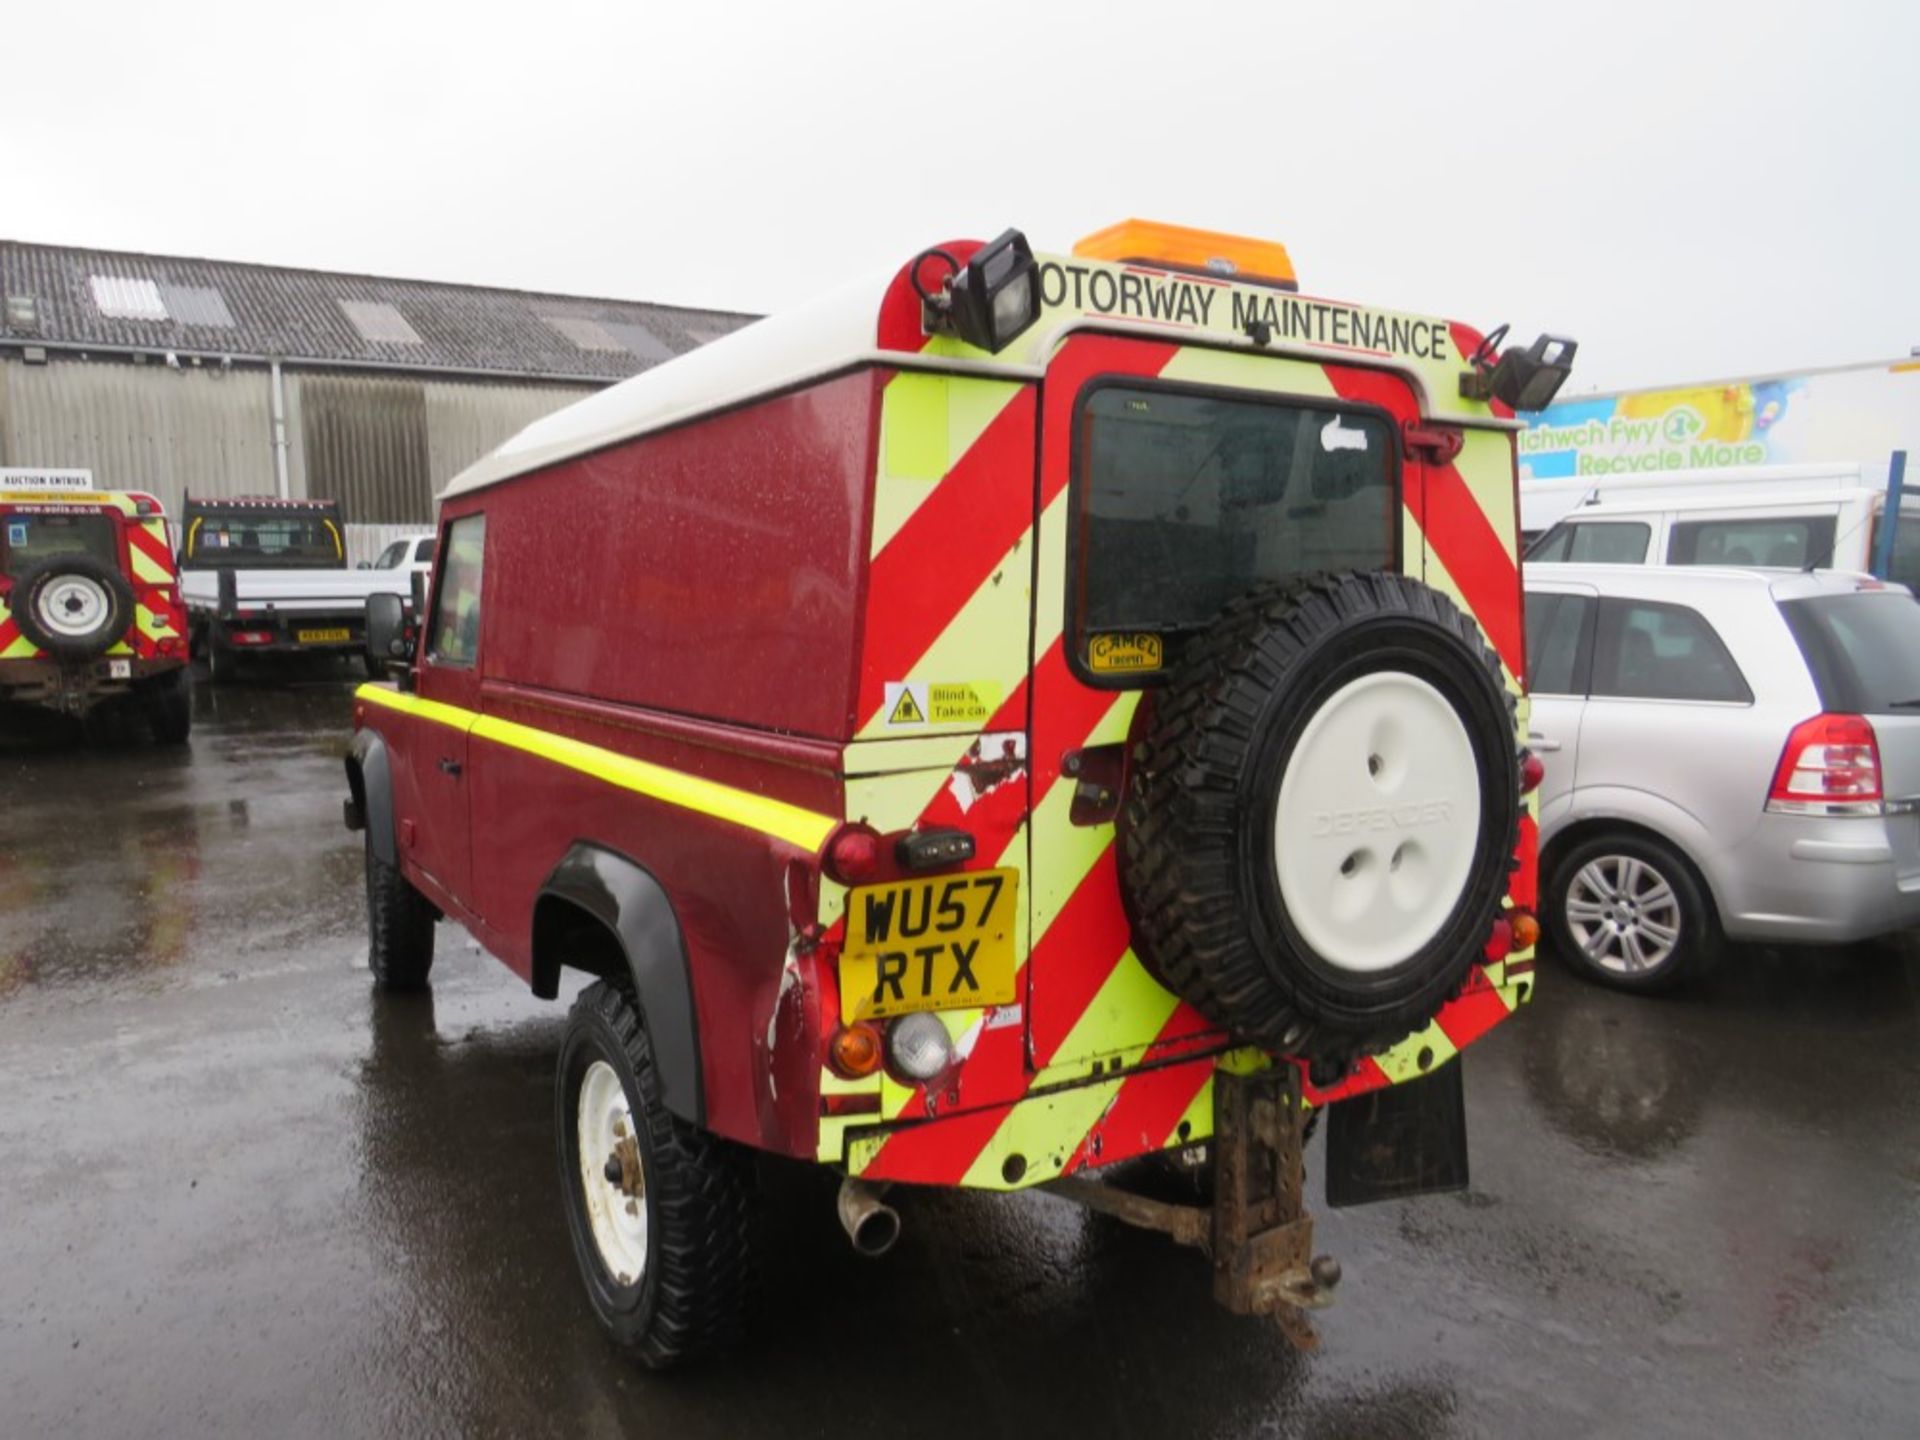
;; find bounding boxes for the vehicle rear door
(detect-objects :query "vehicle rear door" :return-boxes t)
[1522,583,1598,824]
[1779,588,1920,876]
[1026,335,1438,1076]
[402,512,485,901]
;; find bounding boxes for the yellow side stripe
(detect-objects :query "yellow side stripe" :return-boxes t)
[355,684,837,851]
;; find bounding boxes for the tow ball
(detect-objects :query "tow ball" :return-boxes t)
[1047,1067,1339,1352]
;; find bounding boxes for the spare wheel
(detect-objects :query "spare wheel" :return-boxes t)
[8,555,138,662]
[1122,571,1520,1060]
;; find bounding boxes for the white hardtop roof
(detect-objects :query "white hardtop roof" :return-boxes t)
[1557,484,1908,519]
[1525,562,1903,601]
[443,242,1504,500]
[1526,461,1882,502]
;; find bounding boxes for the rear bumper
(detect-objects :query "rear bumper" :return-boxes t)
[825,969,1531,1191]
[206,614,365,654]
[0,654,188,715]
[1719,812,1920,944]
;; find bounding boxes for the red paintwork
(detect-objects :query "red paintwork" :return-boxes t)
[355,257,1538,1179]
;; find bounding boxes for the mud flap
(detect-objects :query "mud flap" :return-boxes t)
[1325,1057,1469,1209]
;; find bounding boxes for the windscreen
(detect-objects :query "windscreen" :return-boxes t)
[185,509,341,567]
[1,511,120,578]
[1780,591,1920,714]
[1076,386,1394,654]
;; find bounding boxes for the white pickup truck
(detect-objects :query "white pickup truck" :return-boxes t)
[177,497,418,679]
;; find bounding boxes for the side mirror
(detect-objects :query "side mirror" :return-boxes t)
[366,592,412,681]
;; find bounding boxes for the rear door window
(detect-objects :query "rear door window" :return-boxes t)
[1780,591,1920,714]
[1668,514,1836,569]
[1,511,120,577]
[1590,598,1751,703]
[1526,521,1650,564]
[1073,384,1395,677]
[1524,591,1595,695]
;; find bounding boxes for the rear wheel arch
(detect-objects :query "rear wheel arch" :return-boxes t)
[534,845,703,1126]
[1539,814,1724,933]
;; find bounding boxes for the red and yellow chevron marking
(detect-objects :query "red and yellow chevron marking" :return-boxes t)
[0,504,183,663]
[823,330,1535,1189]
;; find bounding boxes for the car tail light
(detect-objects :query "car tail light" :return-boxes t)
[823,823,884,886]
[229,630,276,647]
[1767,713,1884,816]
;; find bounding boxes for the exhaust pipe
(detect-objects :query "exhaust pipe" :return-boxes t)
[837,1178,901,1257]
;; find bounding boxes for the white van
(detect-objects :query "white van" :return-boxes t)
[1521,463,1920,586]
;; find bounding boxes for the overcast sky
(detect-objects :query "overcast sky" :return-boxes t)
[8,1,1915,391]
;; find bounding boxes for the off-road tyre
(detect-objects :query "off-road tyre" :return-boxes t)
[8,554,136,660]
[141,668,192,744]
[1544,830,1717,994]
[365,839,435,990]
[557,980,758,1368]
[1123,571,1521,1060]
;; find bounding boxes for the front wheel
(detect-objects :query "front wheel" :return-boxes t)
[557,981,757,1368]
[366,840,435,990]
[1544,832,1716,993]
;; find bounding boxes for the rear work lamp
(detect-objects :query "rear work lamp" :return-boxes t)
[919,229,1042,354]
[1461,331,1579,411]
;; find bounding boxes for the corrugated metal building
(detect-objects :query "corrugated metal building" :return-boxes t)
[0,241,753,558]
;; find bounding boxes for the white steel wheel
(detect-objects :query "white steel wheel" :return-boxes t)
[576,1059,650,1287]
[1273,670,1483,974]
[36,575,112,639]
[1565,854,1683,978]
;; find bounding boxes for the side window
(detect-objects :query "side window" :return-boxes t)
[1868,512,1920,590]
[1524,592,1594,695]
[1590,598,1751,703]
[1668,515,1836,568]
[1526,524,1572,562]
[428,514,486,667]
[1562,522,1651,564]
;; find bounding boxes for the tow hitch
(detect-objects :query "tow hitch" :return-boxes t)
[1048,1067,1339,1351]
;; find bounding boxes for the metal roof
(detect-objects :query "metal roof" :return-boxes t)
[0,240,756,382]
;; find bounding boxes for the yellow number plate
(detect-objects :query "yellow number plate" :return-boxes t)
[297,627,351,644]
[838,868,1019,1023]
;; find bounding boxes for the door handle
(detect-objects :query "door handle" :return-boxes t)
[1527,733,1562,753]
[438,756,463,776]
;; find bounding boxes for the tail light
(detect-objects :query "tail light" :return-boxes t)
[1519,749,1545,794]
[829,1022,884,1078]
[822,823,884,886]
[1767,714,1883,816]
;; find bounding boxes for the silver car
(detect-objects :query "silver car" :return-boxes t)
[1524,563,1920,991]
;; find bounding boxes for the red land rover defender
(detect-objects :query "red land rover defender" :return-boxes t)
[346,222,1568,1364]
[1,469,191,742]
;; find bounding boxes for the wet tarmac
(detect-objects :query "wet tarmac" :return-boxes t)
[3,674,1918,1438]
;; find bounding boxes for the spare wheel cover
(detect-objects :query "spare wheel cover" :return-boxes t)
[1274,670,1482,973]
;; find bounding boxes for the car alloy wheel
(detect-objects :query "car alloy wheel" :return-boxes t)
[1564,854,1682,978]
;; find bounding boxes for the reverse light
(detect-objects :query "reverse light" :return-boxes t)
[1768,714,1884,816]
[823,823,884,886]
[829,1023,884,1079]
[886,1012,955,1082]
